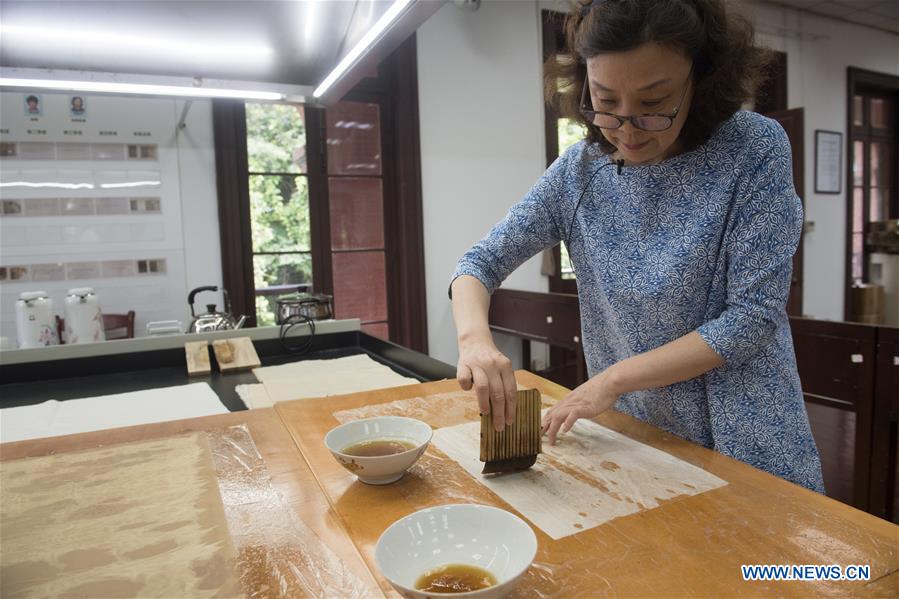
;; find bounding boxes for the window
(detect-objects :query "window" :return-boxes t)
[213,36,429,352]
[542,10,580,294]
[326,102,390,339]
[245,103,311,326]
[557,118,586,280]
[846,69,898,322]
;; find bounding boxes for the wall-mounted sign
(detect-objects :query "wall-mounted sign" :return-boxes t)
[815,129,842,195]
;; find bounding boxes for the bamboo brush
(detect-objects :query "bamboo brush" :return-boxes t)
[480,388,542,474]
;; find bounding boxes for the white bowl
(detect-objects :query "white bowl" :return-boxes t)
[324,416,432,485]
[375,504,538,598]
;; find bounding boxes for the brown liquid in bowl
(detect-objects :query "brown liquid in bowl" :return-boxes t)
[341,439,416,457]
[415,564,497,593]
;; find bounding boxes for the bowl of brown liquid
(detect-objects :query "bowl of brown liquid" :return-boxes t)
[375,504,537,598]
[324,416,432,485]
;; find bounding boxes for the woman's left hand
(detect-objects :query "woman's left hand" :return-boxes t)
[542,370,620,445]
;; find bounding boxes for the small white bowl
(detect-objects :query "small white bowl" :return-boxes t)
[324,416,432,485]
[375,504,538,598]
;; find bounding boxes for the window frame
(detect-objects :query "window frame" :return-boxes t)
[542,10,579,295]
[844,67,899,322]
[212,35,428,352]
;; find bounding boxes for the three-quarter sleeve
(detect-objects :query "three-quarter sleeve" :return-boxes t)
[448,153,570,297]
[697,123,802,366]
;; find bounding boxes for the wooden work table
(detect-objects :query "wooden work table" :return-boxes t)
[276,371,899,597]
[2,371,897,597]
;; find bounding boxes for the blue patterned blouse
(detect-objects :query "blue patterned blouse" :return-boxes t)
[452,111,824,492]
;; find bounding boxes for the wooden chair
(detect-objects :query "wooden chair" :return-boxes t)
[56,311,136,343]
[102,311,136,340]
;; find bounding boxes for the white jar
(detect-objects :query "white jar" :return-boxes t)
[64,288,106,344]
[15,291,59,348]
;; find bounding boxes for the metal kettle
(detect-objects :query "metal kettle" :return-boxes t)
[186,286,246,334]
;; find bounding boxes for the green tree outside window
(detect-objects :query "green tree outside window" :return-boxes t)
[246,103,311,325]
[558,118,586,280]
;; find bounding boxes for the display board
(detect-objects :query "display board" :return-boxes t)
[0,91,191,342]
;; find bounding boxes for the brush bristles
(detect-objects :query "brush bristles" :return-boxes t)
[480,389,542,462]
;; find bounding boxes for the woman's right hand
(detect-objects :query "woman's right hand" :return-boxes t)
[457,334,517,432]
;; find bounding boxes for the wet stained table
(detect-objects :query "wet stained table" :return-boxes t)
[0,408,383,598]
[275,370,899,598]
[3,371,897,597]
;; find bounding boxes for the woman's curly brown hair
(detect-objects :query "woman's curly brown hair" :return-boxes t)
[545,0,771,154]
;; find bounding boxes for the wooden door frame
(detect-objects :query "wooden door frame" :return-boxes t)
[844,67,899,321]
[542,9,578,295]
[339,35,429,354]
[211,100,257,328]
[764,108,805,316]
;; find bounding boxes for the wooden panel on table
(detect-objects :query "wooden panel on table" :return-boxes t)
[184,340,211,376]
[275,371,899,598]
[0,409,383,598]
[211,337,261,372]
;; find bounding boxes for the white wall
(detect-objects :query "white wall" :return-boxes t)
[174,99,225,310]
[417,0,549,367]
[0,95,222,342]
[417,0,899,366]
[743,1,899,321]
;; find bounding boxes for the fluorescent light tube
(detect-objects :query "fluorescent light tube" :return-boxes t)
[100,181,161,189]
[0,181,95,189]
[314,0,414,98]
[0,78,284,101]
[0,24,273,66]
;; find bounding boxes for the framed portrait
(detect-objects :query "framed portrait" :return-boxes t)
[24,93,42,116]
[69,95,87,118]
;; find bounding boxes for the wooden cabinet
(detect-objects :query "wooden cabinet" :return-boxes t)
[791,318,898,521]
[488,288,585,387]
[790,318,877,510]
[487,289,899,521]
[870,327,899,522]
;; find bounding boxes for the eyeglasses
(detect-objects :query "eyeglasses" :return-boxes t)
[579,65,694,132]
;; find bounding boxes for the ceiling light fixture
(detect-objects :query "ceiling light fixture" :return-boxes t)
[0,24,273,64]
[313,0,414,98]
[0,77,284,101]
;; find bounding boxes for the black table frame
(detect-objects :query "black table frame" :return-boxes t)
[0,331,456,412]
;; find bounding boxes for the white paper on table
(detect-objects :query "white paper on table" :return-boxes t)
[252,354,419,403]
[235,383,274,410]
[432,414,728,540]
[0,383,228,443]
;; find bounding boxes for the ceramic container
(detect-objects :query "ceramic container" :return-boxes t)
[324,416,432,485]
[375,504,538,599]
[15,291,58,348]
[64,287,105,344]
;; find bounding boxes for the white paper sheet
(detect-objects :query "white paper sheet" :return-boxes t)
[235,383,274,409]
[0,383,228,443]
[253,354,420,403]
[432,414,728,540]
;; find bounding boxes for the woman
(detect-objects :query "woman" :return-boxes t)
[450,0,824,491]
